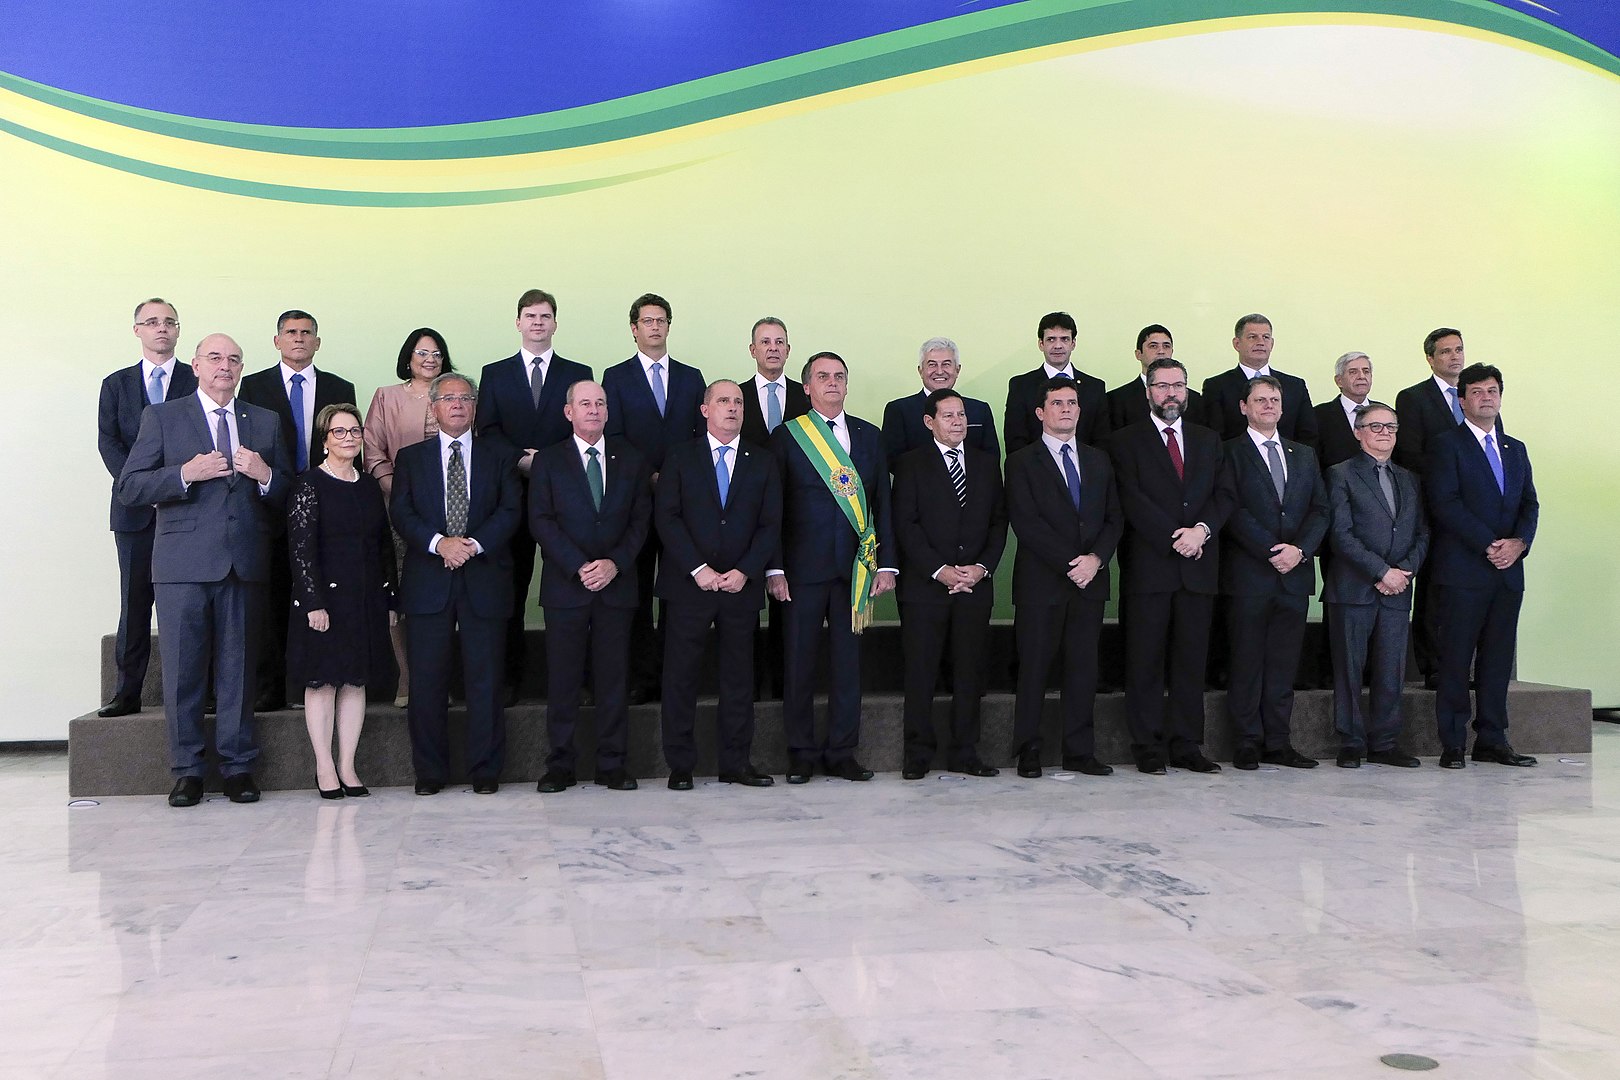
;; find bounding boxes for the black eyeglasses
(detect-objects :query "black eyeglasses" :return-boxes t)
[1357,422,1399,434]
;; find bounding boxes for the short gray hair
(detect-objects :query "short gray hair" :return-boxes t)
[917,336,960,367]
[1333,351,1371,379]
[1353,400,1396,426]
[429,372,476,400]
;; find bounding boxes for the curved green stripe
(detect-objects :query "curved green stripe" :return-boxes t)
[0,114,711,206]
[2,0,1615,162]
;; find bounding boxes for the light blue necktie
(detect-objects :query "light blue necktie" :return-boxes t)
[1060,444,1082,510]
[1484,433,1505,494]
[715,445,731,505]
[1447,386,1464,425]
[649,362,666,416]
[290,372,308,472]
[766,382,782,432]
[146,366,165,406]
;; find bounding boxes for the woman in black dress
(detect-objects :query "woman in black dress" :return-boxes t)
[288,404,397,797]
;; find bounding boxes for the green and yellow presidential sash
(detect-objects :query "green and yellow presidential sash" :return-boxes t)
[787,413,878,633]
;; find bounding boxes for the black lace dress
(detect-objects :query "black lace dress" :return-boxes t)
[287,467,398,689]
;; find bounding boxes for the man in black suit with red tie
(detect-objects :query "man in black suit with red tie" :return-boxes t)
[1313,351,1374,472]
[391,373,523,795]
[1199,314,1319,452]
[476,289,594,704]
[893,389,1008,780]
[1105,324,1204,431]
[655,380,782,789]
[1109,359,1232,775]
[1425,363,1538,769]
[238,309,357,712]
[603,293,706,702]
[1003,312,1110,453]
[1004,379,1123,779]
[1219,376,1329,770]
[530,380,654,793]
[97,298,198,717]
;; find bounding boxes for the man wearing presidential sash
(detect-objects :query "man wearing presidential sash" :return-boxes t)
[766,352,897,784]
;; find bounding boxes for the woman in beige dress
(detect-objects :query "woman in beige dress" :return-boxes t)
[363,328,455,706]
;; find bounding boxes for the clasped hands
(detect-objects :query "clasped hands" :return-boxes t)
[694,567,749,594]
[579,558,618,592]
[1374,567,1414,596]
[1486,537,1526,570]
[435,536,478,569]
[181,448,272,485]
[936,564,987,594]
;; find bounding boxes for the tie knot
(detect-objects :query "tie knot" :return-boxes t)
[291,373,303,385]
[716,445,730,461]
[1060,443,1072,457]
[947,448,959,460]
[449,438,461,450]
[651,361,662,373]
[586,446,599,459]
[1264,439,1277,450]
[215,407,228,418]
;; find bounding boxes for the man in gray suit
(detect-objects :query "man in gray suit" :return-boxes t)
[1322,401,1428,768]
[118,334,291,806]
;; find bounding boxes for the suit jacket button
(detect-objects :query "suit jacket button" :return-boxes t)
[720,518,727,525]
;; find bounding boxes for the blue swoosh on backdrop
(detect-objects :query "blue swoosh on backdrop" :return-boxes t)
[0,1,1614,128]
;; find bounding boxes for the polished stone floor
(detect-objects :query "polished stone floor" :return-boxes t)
[5,726,1620,1079]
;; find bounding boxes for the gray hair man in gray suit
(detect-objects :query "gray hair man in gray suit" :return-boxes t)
[118,333,291,806]
[1322,401,1428,769]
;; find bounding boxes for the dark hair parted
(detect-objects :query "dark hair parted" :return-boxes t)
[395,327,455,381]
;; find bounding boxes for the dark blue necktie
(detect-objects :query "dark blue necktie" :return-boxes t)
[290,373,308,472]
[1060,443,1081,510]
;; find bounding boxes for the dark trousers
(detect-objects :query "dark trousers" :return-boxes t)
[782,578,862,764]
[254,532,291,704]
[504,523,537,694]
[661,597,758,775]
[1326,601,1410,753]
[406,574,506,782]
[1123,588,1213,758]
[544,601,633,774]
[900,597,991,767]
[628,533,664,691]
[154,574,261,778]
[1411,553,1441,679]
[112,526,156,701]
[755,596,786,697]
[1435,583,1522,751]
[1225,593,1309,752]
[1011,595,1104,759]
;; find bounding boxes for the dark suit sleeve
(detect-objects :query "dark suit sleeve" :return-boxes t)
[979,468,1010,571]
[1110,435,1180,556]
[1291,381,1319,451]
[881,400,907,471]
[738,460,782,581]
[1391,386,1425,472]
[1004,454,1082,569]
[97,375,130,479]
[654,453,703,576]
[1402,474,1430,573]
[257,423,293,511]
[117,407,188,508]
[608,462,653,571]
[469,449,521,555]
[978,409,1002,460]
[870,446,898,573]
[1513,452,1539,552]
[603,368,626,441]
[766,427,791,572]
[1003,376,1032,455]
[475,362,505,439]
[1424,435,1498,555]
[1297,452,1330,557]
[390,449,437,557]
[528,455,589,574]
[893,456,949,578]
[1327,468,1391,582]
[1197,376,1222,430]
[1095,458,1124,564]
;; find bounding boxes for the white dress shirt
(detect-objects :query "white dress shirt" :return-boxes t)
[1040,431,1080,477]
[279,362,319,451]
[428,428,483,555]
[191,390,271,495]
[1338,394,1364,427]
[1043,361,1076,380]
[141,356,178,401]
[812,409,851,453]
[1463,417,1497,453]
[1246,426,1287,483]
[753,372,788,424]
[637,351,670,401]
[691,432,744,578]
[1238,362,1273,379]
[521,346,555,400]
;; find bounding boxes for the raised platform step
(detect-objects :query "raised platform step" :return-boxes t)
[69,683,1591,797]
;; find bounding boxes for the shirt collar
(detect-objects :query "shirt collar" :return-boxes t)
[1238,362,1271,379]
[934,438,964,458]
[1042,361,1074,380]
[142,356,176,379]
[707,431,740,454]
[814,408,845,427]
[1463,418,1495,443]
[196,388,236,413]
[279,360,315,386]
[573,432,605,454]
[1433,373,1458,396]
[1151,414,1181,438]
[1040,431,1077,456]
[637,351,670,373]
[754,371,784,390]
[438,428,470,450]
[520,347,554,366]
[1247,426,1281,452]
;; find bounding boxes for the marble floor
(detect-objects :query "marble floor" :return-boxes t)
[5,727,1620,1080]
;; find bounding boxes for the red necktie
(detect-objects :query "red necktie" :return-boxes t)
[1165,426,1184,480]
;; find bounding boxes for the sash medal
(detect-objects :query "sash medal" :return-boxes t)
[786,413,878,633]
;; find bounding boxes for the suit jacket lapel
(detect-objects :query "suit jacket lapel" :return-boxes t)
[1352,457,1394,521]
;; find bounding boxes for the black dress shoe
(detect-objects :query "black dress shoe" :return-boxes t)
[827,757,874,782]
[1016,747,1042,779]
[98,696,140,717]
[222,773,261,803]
[901,764,928,781]
[1365,749,1420,768]
[1439,747,1466,769]
[1062,755,1113,777]
[319,786,344,800]
[1472,743,1537,767]
[667,771,694,791]
[1261,746,1319,769]
[168,776,203,807]
[1336,748,1362,769]
[414,779,445,795]
[786,757,816,784]
[949,757,1000,778]
[536,769,575,793]
[472,778,500,794]
[1233,745,1261,771]
[595,768,638,791]
[718,766,774,787]
[340,782,370,797]
[1137,754,1167,776]
[1170,751,1222,773]
[253,692,286,713]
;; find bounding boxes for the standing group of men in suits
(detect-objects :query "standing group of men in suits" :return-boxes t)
[100,295,1542,804]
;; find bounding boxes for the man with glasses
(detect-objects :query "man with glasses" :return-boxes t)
[239,310,357,712]
[96,299,197,717]
[1322,402,1427,769]
[118,334,290,806]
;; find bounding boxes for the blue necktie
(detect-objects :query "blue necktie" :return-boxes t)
[147,367,165,406]
[290,372,308,472]
[766,382,782,432]
[1484,433,1505,494]
[1060,443,1081,510]
[715,445,731,505]
[649,362,666,416]
[1447,386,1464,425]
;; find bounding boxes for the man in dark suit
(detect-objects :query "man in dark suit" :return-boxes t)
[530,380,653,793]
[1425,363,1538,769]
[767,352,897,783]
[603,292,706,701]
[1004,379,1123,779]
[476,288,594,704]
[117,333,291,807]
[882,336,1000,470]
[893,389,1008,779]
[237,309,358,712]
[391,373,523,795]
[1003,311,1110,454]
[655,380,782,789]
[1106,324,1204,431]
[739,316,808,700]
[1219,376,1329,769]
[1109,358,1232,775]
[1313,351,1373,472]
[1199,314,1319,451]
[97,298,198,717]
[1323,401,1427,769]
